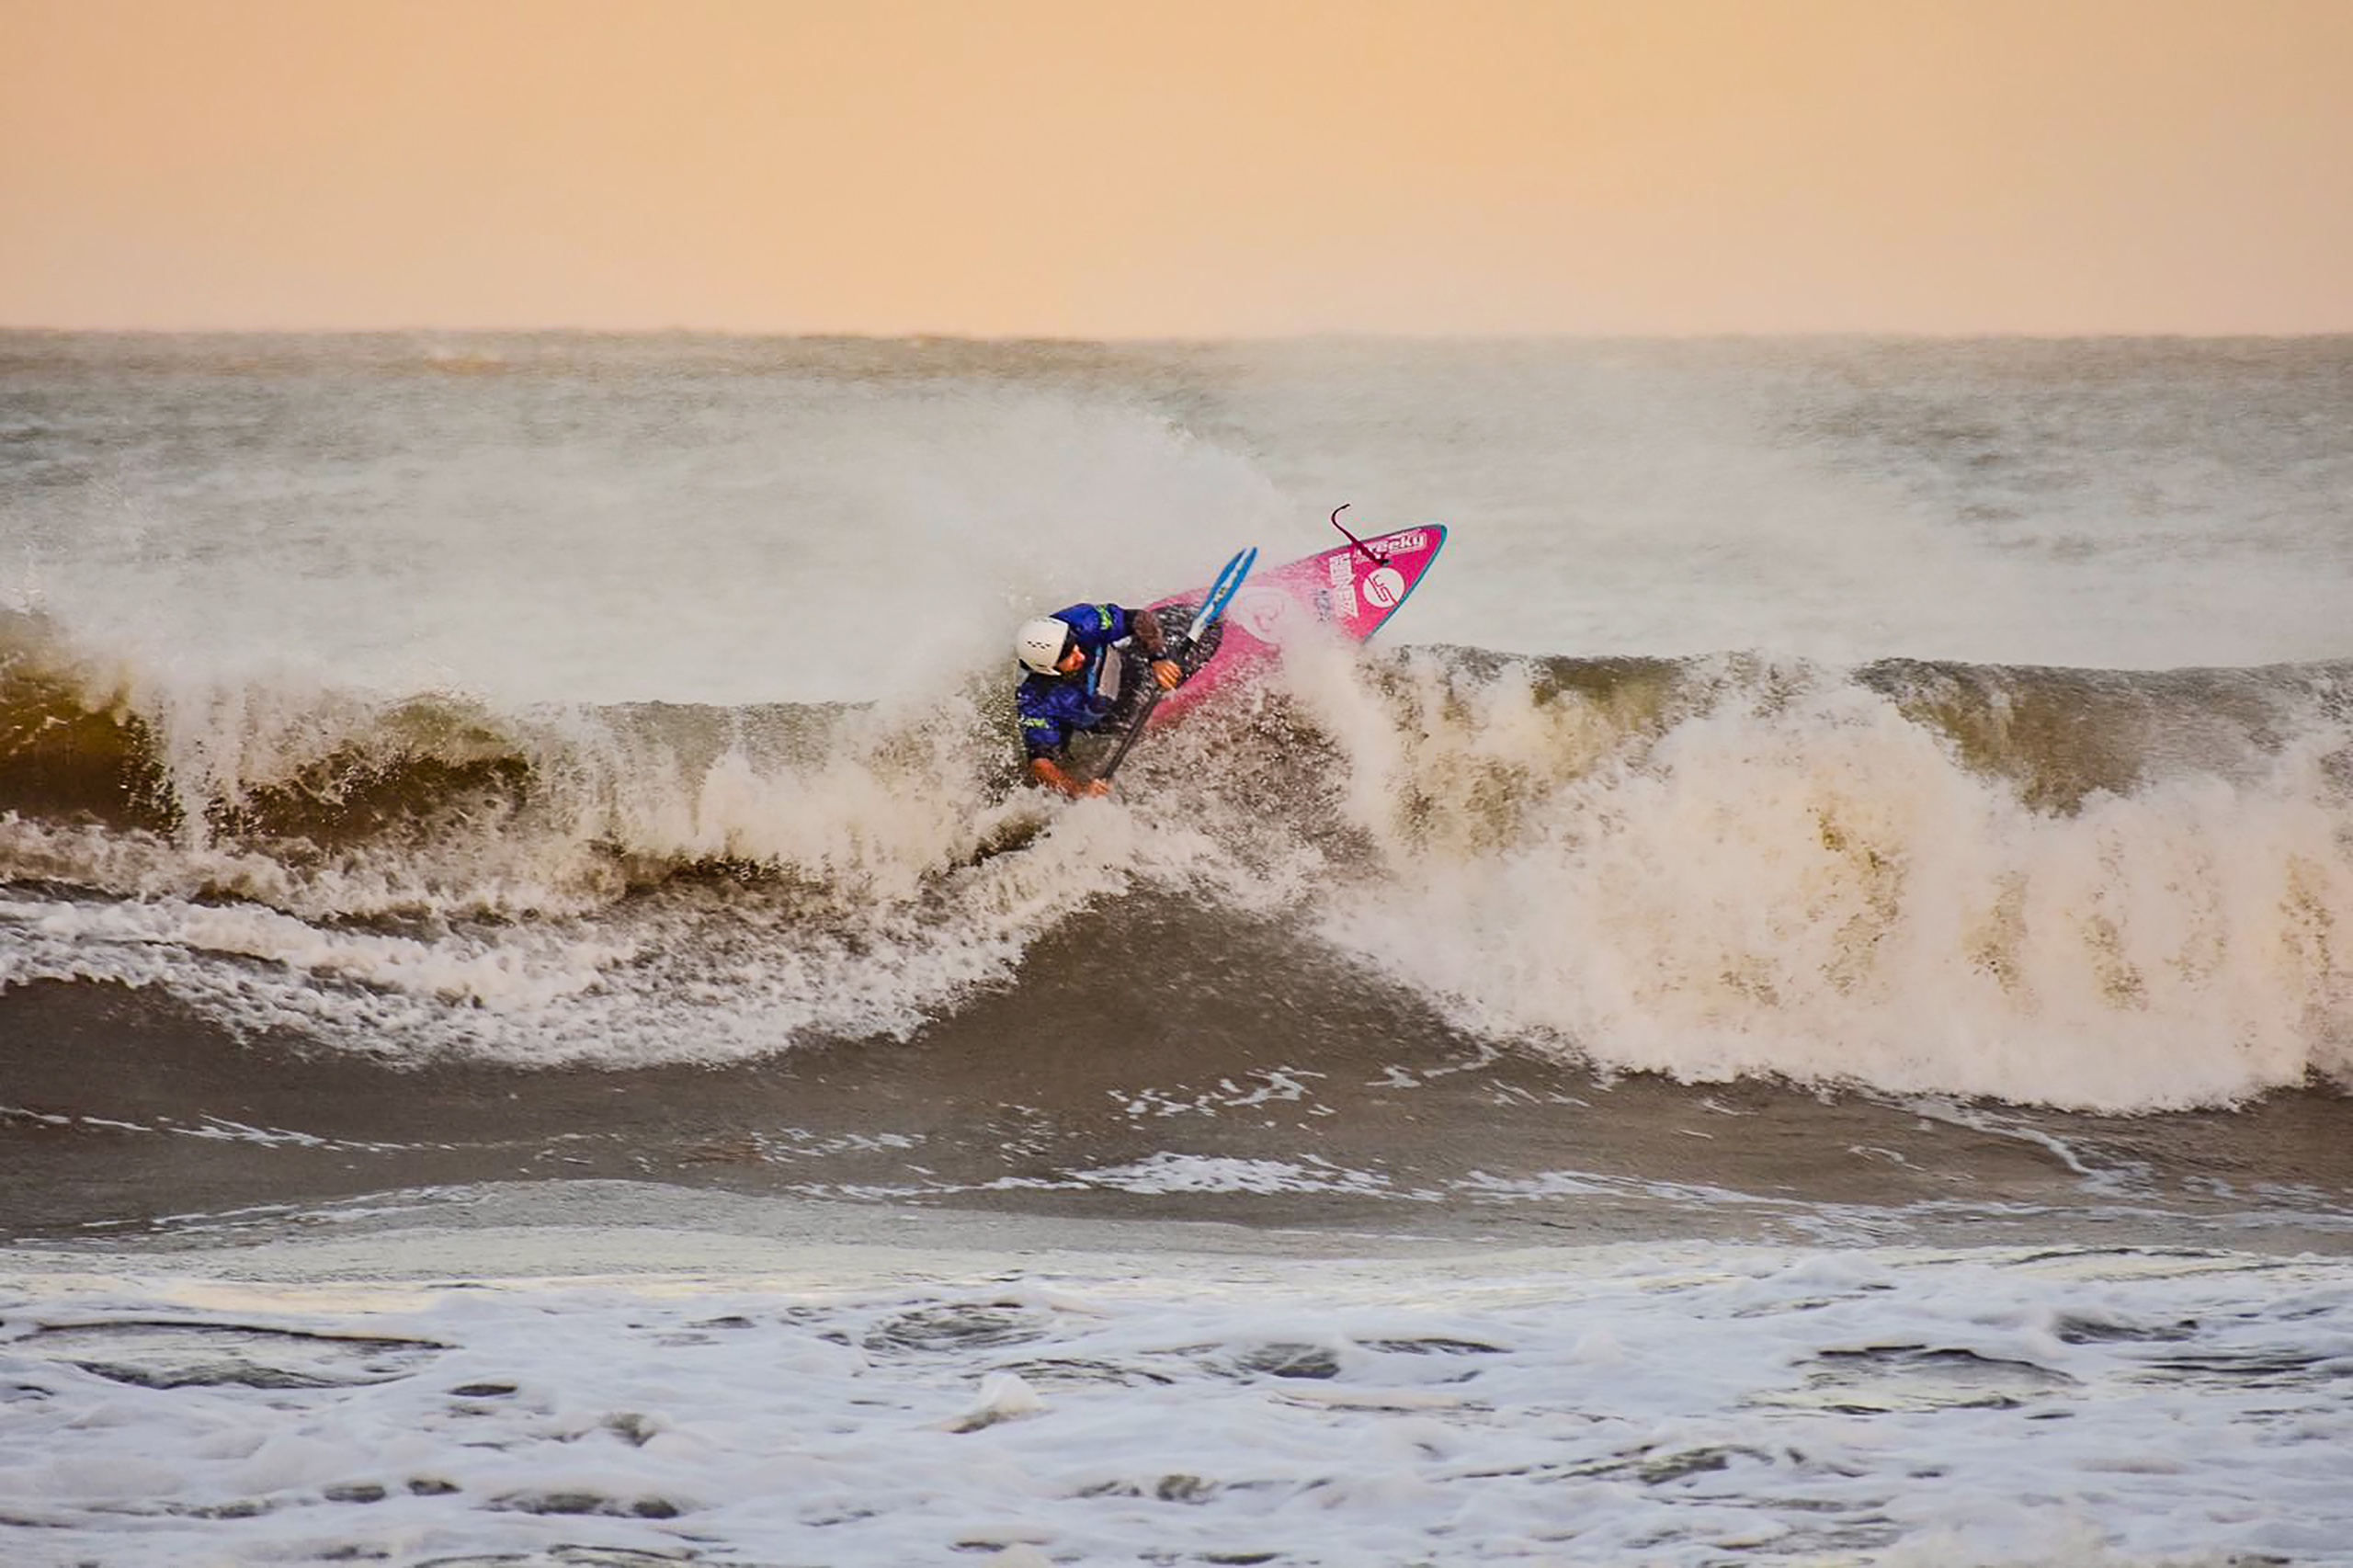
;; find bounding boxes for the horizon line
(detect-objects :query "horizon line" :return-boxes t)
[7,323,2353,345]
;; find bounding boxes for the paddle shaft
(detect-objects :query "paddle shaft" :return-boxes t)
[1096,545,1255,784]
[1096,642,1182,782]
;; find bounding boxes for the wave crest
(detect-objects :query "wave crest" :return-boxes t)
[4,614,2349,1108]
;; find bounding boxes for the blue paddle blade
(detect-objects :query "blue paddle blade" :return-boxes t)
[1187,545,1256,642]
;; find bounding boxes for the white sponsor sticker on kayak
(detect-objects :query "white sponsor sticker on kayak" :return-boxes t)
[1324,553,1357,610]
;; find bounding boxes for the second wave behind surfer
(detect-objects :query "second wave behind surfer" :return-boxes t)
[1012,603,1186,797]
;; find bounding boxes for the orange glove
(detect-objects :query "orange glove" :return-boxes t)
[1029,757,1111,799]
[1151,658,1184,692]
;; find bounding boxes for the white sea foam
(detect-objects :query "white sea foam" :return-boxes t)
[1285,653,2353,1110]
[1061,1152,1406,1197]
[3,1219,2347,1566]
[0,800,1174,1065]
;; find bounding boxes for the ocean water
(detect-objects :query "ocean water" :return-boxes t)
[2,332,2350,1566]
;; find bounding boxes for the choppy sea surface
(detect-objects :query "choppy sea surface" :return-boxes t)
[3,333,2350,1565]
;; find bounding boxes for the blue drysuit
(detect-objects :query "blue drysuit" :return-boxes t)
[1016,603,1146,760]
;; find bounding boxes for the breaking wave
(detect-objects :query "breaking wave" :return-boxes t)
[4,608,2349,1110]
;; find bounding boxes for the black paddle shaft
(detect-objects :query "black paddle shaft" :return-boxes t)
[1095,545,1256,787]
[1097,629,1190,782]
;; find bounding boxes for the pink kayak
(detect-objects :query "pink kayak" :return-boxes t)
[1144,522,1449,716]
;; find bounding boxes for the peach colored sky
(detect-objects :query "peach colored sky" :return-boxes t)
[5,0,2349,335]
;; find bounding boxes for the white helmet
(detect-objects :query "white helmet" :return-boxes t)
[1015,617,1074,675]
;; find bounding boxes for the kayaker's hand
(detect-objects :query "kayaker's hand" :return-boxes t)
[1029,757,1084,798]
[1151,658,1184,691]
[1030,757,1112,799]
